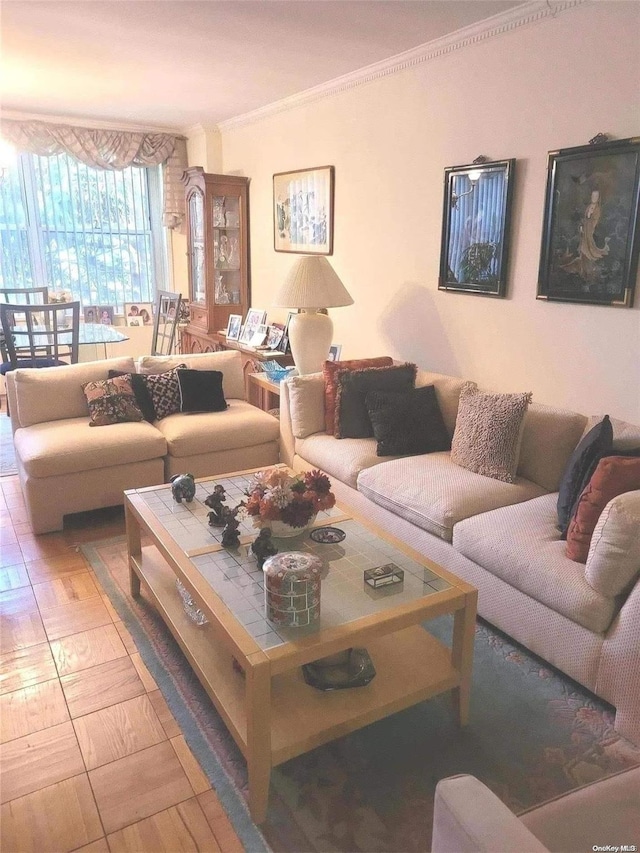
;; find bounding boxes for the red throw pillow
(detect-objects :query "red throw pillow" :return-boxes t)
[323,357,393,435]
[565,456,640,563]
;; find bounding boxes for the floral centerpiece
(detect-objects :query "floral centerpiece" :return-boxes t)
[245,467,335,536]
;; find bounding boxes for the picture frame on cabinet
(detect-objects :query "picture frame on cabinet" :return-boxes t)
[537,137,640,307]
[226,314,243,341]
[239,308,267,345]
[275,310,297,353]
[328,344,342,362]
[439,158,515,297]
[273,166,334,255]
[266,323,285,350]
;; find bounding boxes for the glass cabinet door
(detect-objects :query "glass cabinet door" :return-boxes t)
[212,195,241,306]
[189,189,206,304]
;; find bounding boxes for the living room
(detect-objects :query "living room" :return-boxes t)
[1,1,639,851]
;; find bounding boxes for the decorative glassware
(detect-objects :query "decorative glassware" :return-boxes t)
[176,578,208,626]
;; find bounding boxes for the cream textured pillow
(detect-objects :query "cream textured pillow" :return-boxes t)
[451,382,532,483]
[287,374,325,439]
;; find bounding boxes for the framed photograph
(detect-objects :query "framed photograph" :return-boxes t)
[439,159,515,297]
[266,323,284,350]
[250,324,268,347]
[275,310,297,353]
[226,313,243,341]
[328,344,342,362]
[125,302,153,326]
[537,137,640,306]
[273,165,334,255]
[83,306,100,324]
[239,308,267,345]
[96,305,114,325]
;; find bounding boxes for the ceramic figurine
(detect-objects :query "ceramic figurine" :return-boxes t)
[170,473,196,503]
[205,484,227,526]
[251,528,278,569]
[221,506,242,549]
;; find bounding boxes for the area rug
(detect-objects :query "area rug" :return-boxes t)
[83,536,640,853]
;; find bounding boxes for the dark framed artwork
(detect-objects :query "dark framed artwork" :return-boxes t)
[273,166,334,254]
[537,137,640,307]
[438,158,515,297]
[275,310,297,354]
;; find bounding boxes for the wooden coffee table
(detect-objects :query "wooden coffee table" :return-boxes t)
[124,467,477,824]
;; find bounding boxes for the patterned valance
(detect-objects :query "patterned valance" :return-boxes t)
[1,119,187,230]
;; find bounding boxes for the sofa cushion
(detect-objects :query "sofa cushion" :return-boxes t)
[177,369,227,413]
[365,385,450,456]
[13,357,136,427]
[453,493,616,633]
[83,376,144,427]
[137,351,245,400]
[296,434,390,488]
[287,373,325,438]
[414,370,467,438]
[557,415,613,536]
[322,357,393,435]
[335,363,417,439]
[566,456,640,562]
[585,490,640,597]
[155,400,279,458]
[451,383,532,483]
[517,403,587,492]
[14,417,166,478]
[357,453,546,542]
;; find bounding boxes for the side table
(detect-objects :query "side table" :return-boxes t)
[248,372,282,413]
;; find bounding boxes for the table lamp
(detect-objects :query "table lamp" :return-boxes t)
[273,256,353,374]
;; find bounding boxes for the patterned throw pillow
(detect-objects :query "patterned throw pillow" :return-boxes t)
[451,382,532,483]
[143,364,187,420]
[322,357,393,435]
[82,376,144,427]
[565,455,640,563]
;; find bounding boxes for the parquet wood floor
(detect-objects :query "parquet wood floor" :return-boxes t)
[0,464,243,852]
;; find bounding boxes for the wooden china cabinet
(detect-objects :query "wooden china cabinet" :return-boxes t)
[181,168,251,354]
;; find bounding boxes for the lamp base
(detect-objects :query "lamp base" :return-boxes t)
[288,310,333,375]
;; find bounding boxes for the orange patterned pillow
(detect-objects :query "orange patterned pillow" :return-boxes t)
[566,456,640,563]
[323,357,393,435]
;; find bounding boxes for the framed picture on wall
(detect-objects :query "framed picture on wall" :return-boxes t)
[273,166,334,255]
[537,137,640,307]
[438,158,515,297]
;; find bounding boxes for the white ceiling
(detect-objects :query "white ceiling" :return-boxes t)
[1,1,522,131]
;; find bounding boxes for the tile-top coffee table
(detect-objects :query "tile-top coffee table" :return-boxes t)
[125,467,477,824]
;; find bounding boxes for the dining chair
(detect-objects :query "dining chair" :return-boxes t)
[151,290,183,356]
[0,301,80,372]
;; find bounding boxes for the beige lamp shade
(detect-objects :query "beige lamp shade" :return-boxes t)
[273,256,354,309]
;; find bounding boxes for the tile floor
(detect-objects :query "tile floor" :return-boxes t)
[0,421,244,851]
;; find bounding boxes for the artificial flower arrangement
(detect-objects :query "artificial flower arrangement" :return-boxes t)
[245,467,335,529]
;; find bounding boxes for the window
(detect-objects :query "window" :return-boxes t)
[0,152,167,310]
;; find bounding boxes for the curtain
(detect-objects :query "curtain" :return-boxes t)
[1,119,187,230]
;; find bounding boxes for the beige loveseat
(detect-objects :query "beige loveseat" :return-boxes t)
[6,350,279,534]
[279,369,640,745]
[432,768,640,852]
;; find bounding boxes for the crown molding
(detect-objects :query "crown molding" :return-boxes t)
[219,0,588,132]
[0,109,181,135]
[182,123,221,137]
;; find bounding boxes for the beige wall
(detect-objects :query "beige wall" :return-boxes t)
[218,2,640,422]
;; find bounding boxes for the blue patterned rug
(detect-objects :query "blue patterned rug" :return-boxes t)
[83,536,640,852]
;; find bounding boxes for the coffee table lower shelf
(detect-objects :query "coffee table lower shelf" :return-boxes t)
[130,544,462,814]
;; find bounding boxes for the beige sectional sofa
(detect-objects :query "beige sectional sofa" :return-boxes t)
[280,369,640,745]
[6,350,279,534]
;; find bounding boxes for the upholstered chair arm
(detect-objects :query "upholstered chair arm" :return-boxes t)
[432,774,547,853]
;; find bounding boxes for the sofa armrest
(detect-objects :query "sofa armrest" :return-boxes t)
[279,379,296,468]
[432,775,547,853]
[5,372,21,432]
